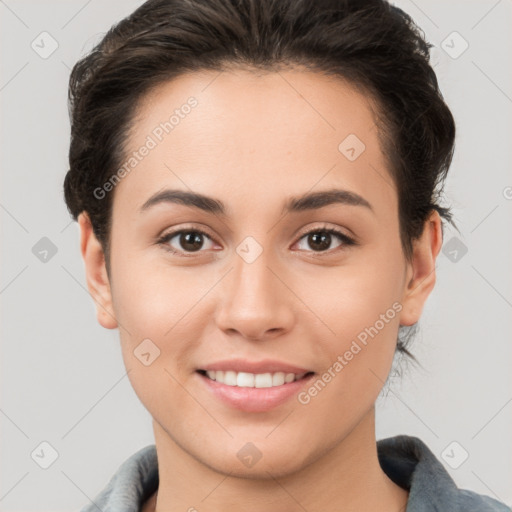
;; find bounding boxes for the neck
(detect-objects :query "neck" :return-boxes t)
[147,407,408,512]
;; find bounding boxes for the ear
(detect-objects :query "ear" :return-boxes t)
[399,209,443,326]
[78,212,118,330]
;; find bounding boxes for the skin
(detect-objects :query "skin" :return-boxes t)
[78,68,442,512]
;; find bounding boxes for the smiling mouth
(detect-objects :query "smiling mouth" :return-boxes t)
[196,369,315,388]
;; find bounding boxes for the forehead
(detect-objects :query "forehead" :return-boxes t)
[113,67,396,220]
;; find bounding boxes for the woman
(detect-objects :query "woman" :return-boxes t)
[63,0,509,510]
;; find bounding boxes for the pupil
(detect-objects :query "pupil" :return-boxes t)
[181,232,203,251]
[309,232,330,251]
[177,231,332,252]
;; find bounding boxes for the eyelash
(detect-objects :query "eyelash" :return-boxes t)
[156,224,357,258]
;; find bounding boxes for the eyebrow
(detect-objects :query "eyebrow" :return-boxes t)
[139,188,373,216]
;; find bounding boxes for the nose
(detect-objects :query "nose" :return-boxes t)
[214,248,295,342]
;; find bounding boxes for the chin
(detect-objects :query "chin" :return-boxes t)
[207,456,308,480]
[195,438,317,480]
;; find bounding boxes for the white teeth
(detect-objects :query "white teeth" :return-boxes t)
[284,373,295,383]
[254,373,273,388]
[203,370,309,388]
[224,371,237,386]
[272,372,285,386]
[237,372,254,387]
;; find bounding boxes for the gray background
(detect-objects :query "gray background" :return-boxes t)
[1,0,511,510]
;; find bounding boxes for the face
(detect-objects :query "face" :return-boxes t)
[80,68,441,478]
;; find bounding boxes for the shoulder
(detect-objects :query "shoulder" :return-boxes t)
[377,435,510,511]
[79,444,159,512]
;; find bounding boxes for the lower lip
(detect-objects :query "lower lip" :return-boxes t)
[197,372,315,413]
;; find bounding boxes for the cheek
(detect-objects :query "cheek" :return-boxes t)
[302,245,404,390]
[109,250,209,398]
[110,245,199,335]
[110,261,199,418]
[297,271,402,428]
[307,251,403,338]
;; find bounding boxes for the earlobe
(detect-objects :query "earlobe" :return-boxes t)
[78,212,118,330]
[399,210,443,327]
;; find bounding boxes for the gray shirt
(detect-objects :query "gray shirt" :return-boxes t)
[80,435,510,511]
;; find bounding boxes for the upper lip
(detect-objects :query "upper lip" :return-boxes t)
[199,359,313,374]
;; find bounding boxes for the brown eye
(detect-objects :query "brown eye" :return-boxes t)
[296,228,355,253]
[158,229,215,255]
[178,232,205,252]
